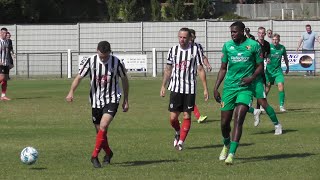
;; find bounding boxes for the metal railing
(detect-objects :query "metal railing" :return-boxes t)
[13,49,319,78]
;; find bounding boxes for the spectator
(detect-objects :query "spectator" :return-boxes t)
[267,29,273,41]
[296,24,320,76]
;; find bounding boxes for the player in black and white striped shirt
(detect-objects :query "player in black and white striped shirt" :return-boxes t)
[160,27,208,151]
[0,27,10,100]
[66,41,129,168]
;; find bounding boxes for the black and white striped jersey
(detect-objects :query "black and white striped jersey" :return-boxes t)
[79,54,127,108]
[0,39,9,66]
[166,44,203,94]
[194,42,205,57]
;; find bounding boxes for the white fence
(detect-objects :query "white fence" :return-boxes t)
[2,20,320,77]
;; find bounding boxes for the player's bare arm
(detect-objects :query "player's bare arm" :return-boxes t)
[121,75,129,112]
[198,65,209,101]
[66,74,83,102]
[283,51,289,74]
[296,38,303,51]
[160,64,172,97]
[203,56,212,71]
[213,62,227,103]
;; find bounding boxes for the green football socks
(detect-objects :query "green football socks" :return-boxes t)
[279,91,285,106]
[265,105,279,125]
[229,141,239,155]
[223,137,231,146]
[248,107,254,113]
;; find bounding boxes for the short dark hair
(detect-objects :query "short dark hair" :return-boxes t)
[189,29,195,36]
[273,33,280,39]
[97,41,111,53]
[1,27,7,31]
[179,27,191,37]
[230,21,245,31]
[306,24,311,28]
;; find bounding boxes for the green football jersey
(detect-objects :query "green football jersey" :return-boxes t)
[267,44,286,74]
[221,38,263,88]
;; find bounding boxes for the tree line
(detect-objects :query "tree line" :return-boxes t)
[0,0,215,24]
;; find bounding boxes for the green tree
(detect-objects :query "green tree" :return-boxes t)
[151,0,161,21]
[193,0,209,19]
[106,0,120,21]
[172,0,186,20]
[122,0,144,22]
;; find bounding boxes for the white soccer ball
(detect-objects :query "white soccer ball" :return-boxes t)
[20,147,38,165]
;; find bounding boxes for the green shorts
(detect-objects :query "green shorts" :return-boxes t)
[221,88,253,111]
[265,71,284,85]
[253,78,266,99]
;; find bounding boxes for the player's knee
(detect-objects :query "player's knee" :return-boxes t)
[278,83,284,91]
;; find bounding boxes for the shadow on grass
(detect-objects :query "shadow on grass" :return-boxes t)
[251,129,298,135]
[30,167,47,170]
[197,119,220,124]
[117,159,178,167]
[188,143,254,150]
[238,152,316,164]
[274,107,320,114]
[15,96,50,100]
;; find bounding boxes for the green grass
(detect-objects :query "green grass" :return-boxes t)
[0,76,319,179]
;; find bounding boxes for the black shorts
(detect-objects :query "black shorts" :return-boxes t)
[168,92,196,112]
[8,55,13,65]
[0,65,9,75]
[91,103,119,124]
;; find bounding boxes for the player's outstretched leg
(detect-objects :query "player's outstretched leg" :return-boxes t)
[193,104,207,123]
[259,99,283,135]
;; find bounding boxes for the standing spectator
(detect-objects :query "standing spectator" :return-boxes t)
[66,41,129,168]
[213,21,263,165]
[266,33,289,112]
[160,27,208,151]
[266,29,273,41]
[0,27,10,100]
[6,32,14,79]
[296,24,320,76]
[245,27,255,40]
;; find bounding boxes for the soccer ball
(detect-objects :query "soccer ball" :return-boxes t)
[20,147,38,165]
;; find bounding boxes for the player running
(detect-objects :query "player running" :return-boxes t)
[265,33,289,112]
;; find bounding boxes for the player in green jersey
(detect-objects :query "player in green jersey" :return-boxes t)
[247,27,282,135]
[213,21,264,165]
[265,33,289,112]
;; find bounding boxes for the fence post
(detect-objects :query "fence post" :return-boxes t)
[77,23,80,55]
[162,51,164,76]
[60,53,63,78]
[152,48,157,77]
[14,24,18,76]
[205,20,208,57]
[141,22,144,52]
[67,49,72,78]
[27,53,29,78]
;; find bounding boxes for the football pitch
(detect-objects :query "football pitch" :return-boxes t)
[0,76,319,179]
